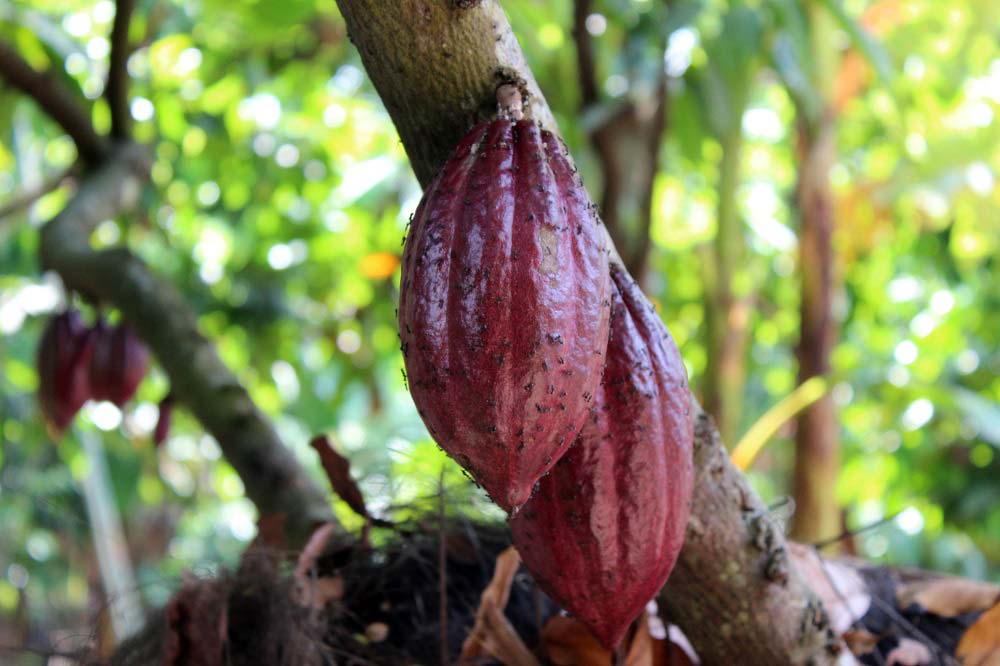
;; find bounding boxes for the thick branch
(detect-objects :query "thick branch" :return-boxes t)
[334,1,841,662]
[335,0,556,188]
[0,41,107,165]
[658,406,842,663]
[107,0,136,139]
[39,144,335,545]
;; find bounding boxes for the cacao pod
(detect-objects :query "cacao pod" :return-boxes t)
[398,119,611,512]
[509,266,694,648]
[37,310,95,433]
[154,394,173,447]
[89,319,149,407]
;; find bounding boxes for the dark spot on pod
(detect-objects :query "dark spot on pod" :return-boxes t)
[523,382,534,392]
[535,403,551,414]
[487,425,498,433]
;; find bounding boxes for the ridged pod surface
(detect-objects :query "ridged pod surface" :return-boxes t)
[398,119,610,512]
[37,310,94,433]
[89,320,149,407]
[510,266,694,648]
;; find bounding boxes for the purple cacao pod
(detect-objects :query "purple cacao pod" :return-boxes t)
[37,310,95,433]
[89,319,149,407]
[154,394,173,447]
[510,266,694,648]
[399,120,611,512]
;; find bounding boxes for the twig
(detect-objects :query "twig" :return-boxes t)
[107,0,137,138]
[0,167,74,221]
[813,511,900,550]
[0,41,106,164]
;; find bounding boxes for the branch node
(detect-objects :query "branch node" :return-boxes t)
[496,83,523,121]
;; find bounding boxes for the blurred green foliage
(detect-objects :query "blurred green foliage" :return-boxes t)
[0,0,997,643]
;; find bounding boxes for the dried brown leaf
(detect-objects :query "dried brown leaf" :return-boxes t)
[459,547,534,664]
[543,615,609,666]
[788,542,871,633]
[897,577,1000,617]
[957,602,1000,666]
[293,523,339,609]
[884,638,932,666]
[310,434,370,519]
[542,612,689,666]
[843,628,880,656]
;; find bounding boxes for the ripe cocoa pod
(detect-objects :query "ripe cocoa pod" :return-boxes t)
[37,310,95,433]
[510,266,694,648]
[398,119,610,512]
[154,394,174,447]
[89,319,149,407]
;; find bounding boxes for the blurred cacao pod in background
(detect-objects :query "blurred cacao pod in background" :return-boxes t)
[398,119,610,512]
[37,309,95,434]
[89,319,149,407]
[154,394,173,447]
[510,266,695,648]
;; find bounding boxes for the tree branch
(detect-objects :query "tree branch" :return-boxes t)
[106,0,136,139]
[0,167,75,222]
[39,143,335,546]
[333,1,842,662]
[0,41,107,165]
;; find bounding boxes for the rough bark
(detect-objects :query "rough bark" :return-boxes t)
[335,1,841,662]
[39,144,335,545]
[791,0,841,545]
[658,405,842,664]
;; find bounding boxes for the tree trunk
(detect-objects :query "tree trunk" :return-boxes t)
[791,0,841,545]
[573,0,668,284]
[703,132,751,447]
[334,1,842,662]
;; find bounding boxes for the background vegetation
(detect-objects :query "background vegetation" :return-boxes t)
[0,0,997,649]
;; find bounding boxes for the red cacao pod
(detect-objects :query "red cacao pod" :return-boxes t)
[510,266,694,648]
[398,119,611,512]
[154,394,174,447]
[37,310,95,433]
[89,319,149,407]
